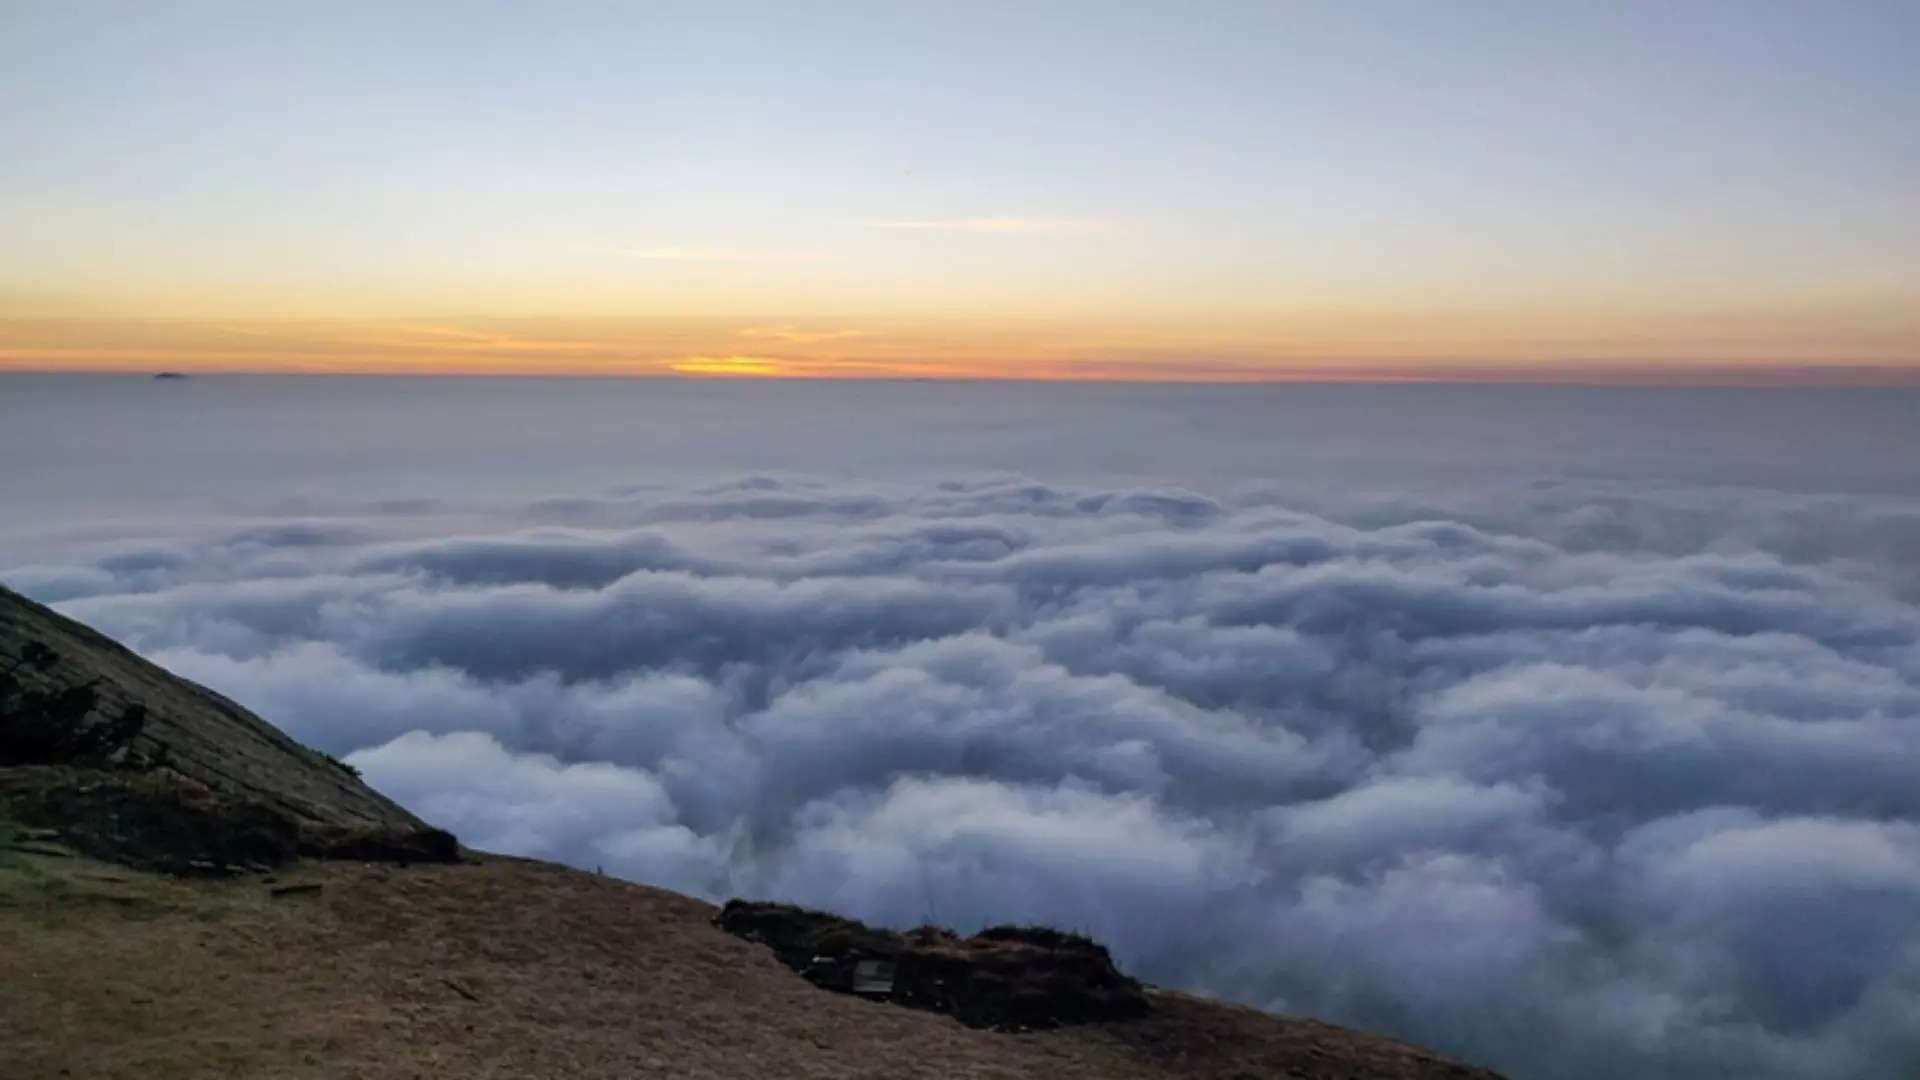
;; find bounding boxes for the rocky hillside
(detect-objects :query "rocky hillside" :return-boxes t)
[0,584,1506,1079]
[0,584,453,872]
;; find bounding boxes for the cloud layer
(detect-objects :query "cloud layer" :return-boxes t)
[6,380,1920,1080]
[8,471,1917,1080]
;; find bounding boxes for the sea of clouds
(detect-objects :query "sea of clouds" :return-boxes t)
[5,376,1919,1080]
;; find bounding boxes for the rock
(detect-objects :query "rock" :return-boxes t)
[715,900,1151,1030]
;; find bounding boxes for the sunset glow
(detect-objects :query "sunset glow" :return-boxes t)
[6,8,1920,1077]
[666,357,786,377]
[1,4,1914,382]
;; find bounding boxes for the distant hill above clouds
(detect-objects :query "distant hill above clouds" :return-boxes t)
[0,584,1504,1079]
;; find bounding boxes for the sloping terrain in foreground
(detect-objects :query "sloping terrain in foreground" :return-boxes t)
[0,585,1504,1079]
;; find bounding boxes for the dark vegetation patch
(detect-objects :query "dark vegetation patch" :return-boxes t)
[715,899,1151,1031]
[1,641,149,767]
[301,822,460,864]
[0,766,298,874]
[0,765,463,875]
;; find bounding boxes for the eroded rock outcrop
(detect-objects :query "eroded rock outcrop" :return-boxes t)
[716,899,1151,1030]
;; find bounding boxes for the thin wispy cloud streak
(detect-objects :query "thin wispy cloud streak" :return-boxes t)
[736,326,867,344]
[870,218,1114,235]
[605,246,827,262]
[4,377,1919,1080]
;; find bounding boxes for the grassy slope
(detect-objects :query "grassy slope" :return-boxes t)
[0,849,1501,1080]
[0,585,424,836]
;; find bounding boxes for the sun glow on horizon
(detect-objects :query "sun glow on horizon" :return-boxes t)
[2,308,1917,386]
[667,356,786,376]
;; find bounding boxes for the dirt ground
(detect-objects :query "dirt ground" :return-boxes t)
[1,849,1502,1080]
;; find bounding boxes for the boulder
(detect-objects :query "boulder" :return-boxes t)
[715,899,1150,1030]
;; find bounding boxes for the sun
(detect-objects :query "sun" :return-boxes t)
[666,356,786,376]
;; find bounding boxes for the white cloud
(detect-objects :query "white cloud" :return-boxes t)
[7,401,1920,1080]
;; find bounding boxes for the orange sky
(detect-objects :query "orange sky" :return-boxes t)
[4,308,1917,385]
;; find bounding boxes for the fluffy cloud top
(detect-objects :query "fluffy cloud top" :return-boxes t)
[7,380,1920,1080]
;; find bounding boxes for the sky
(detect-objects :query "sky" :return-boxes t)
[2,1,1917,378]
[4,376,1919,1080]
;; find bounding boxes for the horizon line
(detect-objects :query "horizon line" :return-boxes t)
[5,364,1920,389]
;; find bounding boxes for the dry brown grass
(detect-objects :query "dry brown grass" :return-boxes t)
[1,850,1503,1080]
